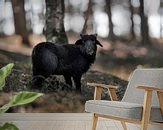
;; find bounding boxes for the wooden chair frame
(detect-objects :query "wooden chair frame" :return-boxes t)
[87,83,163,130]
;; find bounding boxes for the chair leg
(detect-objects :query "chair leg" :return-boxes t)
[92,113,98,130]
[121,121,127,130]
[141,123,148,130]
[141,90,152,130]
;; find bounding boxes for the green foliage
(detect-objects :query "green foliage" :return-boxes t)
[0,91,43,113]
[0,101,12,114]
[0,63,14,90]
[0,64,44,130]
[0,123,19,130]
[11,91,43,107]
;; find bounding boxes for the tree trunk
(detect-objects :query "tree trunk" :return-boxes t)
[129,0,135,40]
[105,0,115,41]
[160,1,163,38]
[139,0,150,45]
[12,0,30,46]
[44,0,68,44]
[82,0,92,34]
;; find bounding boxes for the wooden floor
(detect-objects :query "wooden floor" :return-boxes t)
[0,113,139,130]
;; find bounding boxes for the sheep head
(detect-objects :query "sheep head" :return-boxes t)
[75,34,103,56]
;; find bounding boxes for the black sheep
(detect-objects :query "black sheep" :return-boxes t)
[32,34,103,92]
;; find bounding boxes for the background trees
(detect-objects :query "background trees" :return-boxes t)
[0,0,162,46]
[44,0,68,44]
[11,0,30,46]
[105,0,115,41]
[139,0,150,45]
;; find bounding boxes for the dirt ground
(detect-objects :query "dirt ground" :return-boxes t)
[0,35,163,112]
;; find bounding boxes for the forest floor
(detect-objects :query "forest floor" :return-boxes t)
[0,35,163,112]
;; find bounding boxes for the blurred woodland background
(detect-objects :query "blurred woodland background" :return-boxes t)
[0,0,163,112]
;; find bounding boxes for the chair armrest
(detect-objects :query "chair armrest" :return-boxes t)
[87,82,118,101]
[137,86,163,92]
[87,82,117,89]
[137,86,163,120]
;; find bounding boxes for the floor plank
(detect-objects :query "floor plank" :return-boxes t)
[0,113,126,130]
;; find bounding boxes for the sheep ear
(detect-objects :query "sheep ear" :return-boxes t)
[96,40,103,47]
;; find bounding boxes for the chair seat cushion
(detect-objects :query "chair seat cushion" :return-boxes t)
[85,100,163,122]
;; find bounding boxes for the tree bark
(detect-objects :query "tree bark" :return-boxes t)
[105,0,115,41]
[44,0,68,44]
[82,0,92,34]
[12,0,30,46]
[160,1,163,38]
[139,0,150,45]
[129,0,135,40]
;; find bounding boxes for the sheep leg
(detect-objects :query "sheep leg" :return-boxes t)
[64,75,72,87]
[32,75,45,89]
[73,75,82,93]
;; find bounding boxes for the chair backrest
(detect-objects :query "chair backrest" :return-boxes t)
[122,68,163,107]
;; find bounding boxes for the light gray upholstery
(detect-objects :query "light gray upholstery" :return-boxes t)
[85,100,163,122]
[85,100,143,120]
[122,69,163,107]
[85,68,163,122]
